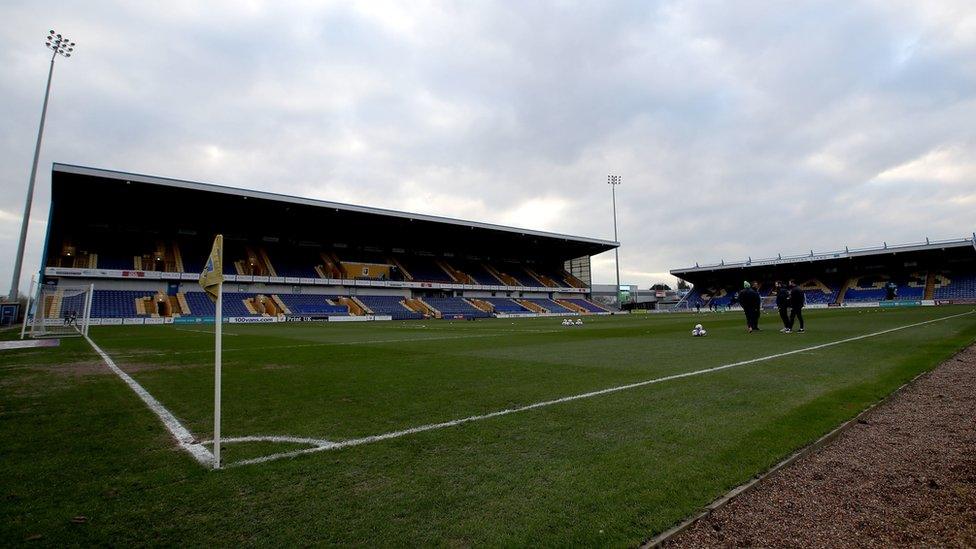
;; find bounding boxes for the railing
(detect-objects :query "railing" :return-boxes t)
[43,266,589,294]
[672,235,975,273]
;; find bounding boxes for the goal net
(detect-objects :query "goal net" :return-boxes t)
[30,285,93,338]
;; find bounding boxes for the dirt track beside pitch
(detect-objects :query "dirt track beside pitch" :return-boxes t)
[667,344,976,548]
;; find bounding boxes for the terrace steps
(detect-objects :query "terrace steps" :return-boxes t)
[248,295,280,316]
[438,260,475,284]
[837,277,857,304]
[390,257,414,281]
[404,298,438,318]
[556,299,587,314]
[176,292,191,315]
[134,296,147,315]
[583,298,609,312]
[243,298,259,315]
[924,272,936,300]
[272,295,291,315]
[234,246,275,276]
[167,296,183,317]
[484,263,519,286]
[525,268,559,288]
[172,242,185,273]
[259,248,278,277]
[340,297,367,315]
[135,242,181,272]
[466,298,494,313]
[317,252,344,279]
[516,299,547,313]
[562,270,587,288]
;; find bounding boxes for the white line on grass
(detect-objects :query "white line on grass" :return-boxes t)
[84,334,214,466]
[229,309,975,467]
[175,328,239,336]
[200,435,334,446]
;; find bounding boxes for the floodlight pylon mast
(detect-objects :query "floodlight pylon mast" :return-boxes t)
[8,31,75,302]
[608,175,622,307]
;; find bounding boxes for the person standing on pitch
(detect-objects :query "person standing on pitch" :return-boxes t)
[789,280,805,333]
[750,281,763,331]
[775,281,791,333]
[739,281,760,332]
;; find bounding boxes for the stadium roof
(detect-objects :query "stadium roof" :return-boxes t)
[50,163,618,260]
[671,236,976,277]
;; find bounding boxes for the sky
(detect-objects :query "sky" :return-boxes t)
[1,0,975,295]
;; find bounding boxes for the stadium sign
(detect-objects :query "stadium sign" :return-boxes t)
[935,298,976,305]
[143,317,172,324]
[229,316,279,323]
[747,253,843,267]
[878,300,922,308]
[174,316,214,324]
[284,316,327,322]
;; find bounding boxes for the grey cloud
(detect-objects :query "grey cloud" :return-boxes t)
[1,0,975,294]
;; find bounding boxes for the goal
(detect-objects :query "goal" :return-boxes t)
[30,285,93,338]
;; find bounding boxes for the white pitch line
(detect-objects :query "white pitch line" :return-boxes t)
[175,328,239,336]
[84,334,214,466]
[229,309,976,467]
[200,435,334,446]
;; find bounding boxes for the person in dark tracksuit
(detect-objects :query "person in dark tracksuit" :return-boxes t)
[739,281,760,332]
[789,280,805,332]
[775,281,791,332]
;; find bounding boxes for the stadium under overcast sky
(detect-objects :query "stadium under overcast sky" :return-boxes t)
[1,1,975,293]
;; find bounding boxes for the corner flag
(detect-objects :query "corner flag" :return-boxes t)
[199,234,223,303]
[199,234,224,469]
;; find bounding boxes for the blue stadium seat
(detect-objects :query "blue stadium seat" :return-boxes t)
[90,290,156,318]
[484,298,531,313]
[422,297,491,318]
[277,294,348,315]
[561,298,606,313]
[522,298,572,313]
[357,295,423,320]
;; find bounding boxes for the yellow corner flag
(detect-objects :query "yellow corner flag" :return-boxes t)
[200,234,225,469]
[199,234,223,303]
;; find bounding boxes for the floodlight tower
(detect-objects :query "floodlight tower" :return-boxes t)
[608,174,622,307]
[8,30,75,302]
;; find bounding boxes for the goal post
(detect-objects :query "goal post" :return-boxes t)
[30,284,93,338]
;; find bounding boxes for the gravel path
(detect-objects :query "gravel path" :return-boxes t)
[667,344,976,548]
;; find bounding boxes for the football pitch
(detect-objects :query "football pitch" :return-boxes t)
[3,306,976,545]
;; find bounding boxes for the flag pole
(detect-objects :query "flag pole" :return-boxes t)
[214,279,222,469]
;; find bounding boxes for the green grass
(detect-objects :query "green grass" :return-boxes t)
[2,306,975,546]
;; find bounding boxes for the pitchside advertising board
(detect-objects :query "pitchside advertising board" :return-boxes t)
[170,315,395,324]
[878,300,923,308]
[43,267,589,293]
[936,298,976,305]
